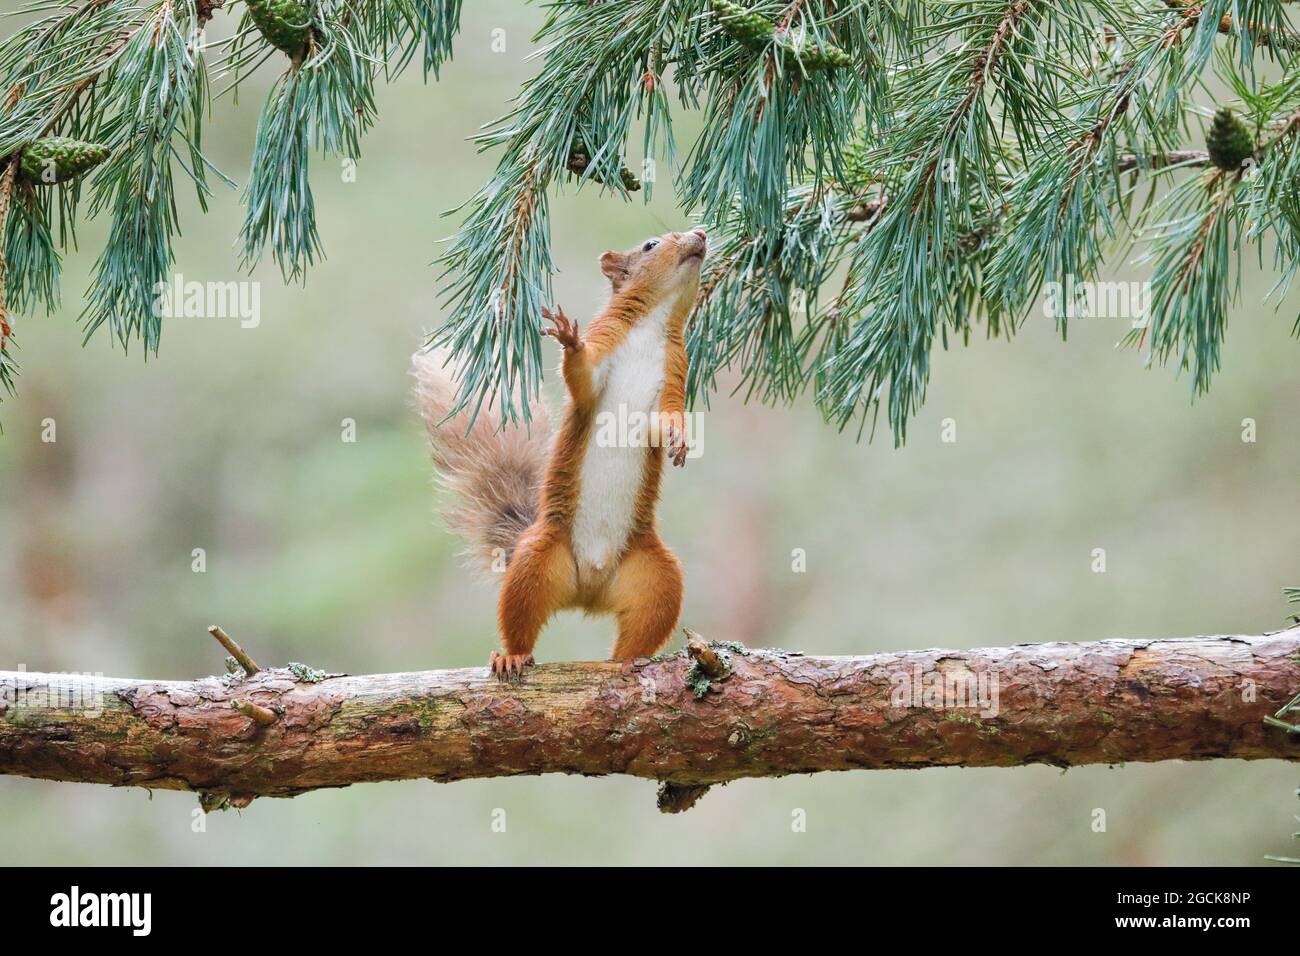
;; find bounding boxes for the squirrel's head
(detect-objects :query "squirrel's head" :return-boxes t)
[600,229,707,304]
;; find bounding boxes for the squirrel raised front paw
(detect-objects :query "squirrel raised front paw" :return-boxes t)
[541,306,582,351]
[664,416,689,467]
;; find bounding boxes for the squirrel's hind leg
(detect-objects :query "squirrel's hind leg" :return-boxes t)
[605,536,684,661]
[494,526,576,679]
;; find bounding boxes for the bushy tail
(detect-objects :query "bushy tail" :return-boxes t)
[412,348,552,574]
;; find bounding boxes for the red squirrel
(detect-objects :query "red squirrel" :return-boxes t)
[414,228,707,678]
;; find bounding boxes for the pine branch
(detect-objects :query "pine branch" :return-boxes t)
[3,628,1298,813]
[1165,0,1300,51]
[685,0,1300,442]
[0,154,19,402]
[813,0,1080,442]
[0,0,463,406]
[234,2,415,280]
[1126,95,1300,386]
[0,0,1297,441]
[432,0,691,425]
[81,0,222,352]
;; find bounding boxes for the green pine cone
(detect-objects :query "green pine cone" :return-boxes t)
[1206,108,1255,171]
[713,1,853,71]
[712,0,775,50]
[778,32,854,71]
[17,137,110,185]
[247,0,311,57]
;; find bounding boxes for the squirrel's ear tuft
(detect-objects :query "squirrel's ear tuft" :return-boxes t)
[600,251,629,291]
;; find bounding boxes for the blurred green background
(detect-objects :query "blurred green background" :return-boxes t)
[2,1,1298,865]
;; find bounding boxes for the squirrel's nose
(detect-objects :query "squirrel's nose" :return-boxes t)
[691,229,707,241]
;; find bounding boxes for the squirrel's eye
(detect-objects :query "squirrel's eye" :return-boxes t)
[642,239,659,252]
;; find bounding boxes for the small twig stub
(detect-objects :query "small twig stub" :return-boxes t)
[686,638,729,679]
[230,699,277,726]
[208,625,260,676]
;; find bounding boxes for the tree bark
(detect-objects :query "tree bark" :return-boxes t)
[2,628,1298,812]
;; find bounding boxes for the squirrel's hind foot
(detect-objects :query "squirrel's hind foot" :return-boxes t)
[489,651,536,682]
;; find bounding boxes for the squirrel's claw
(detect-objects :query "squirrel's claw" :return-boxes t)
[541,306,582,351]
[489,650,536,682]
[666,422,689,468]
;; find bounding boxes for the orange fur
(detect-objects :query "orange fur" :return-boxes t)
[417,229,707,677]
[603,533,685,660]
[412,348,552,574]
[496,523,578,658]
[498,230,705,672]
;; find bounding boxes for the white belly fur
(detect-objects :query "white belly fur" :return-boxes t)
[572,302,671,571]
